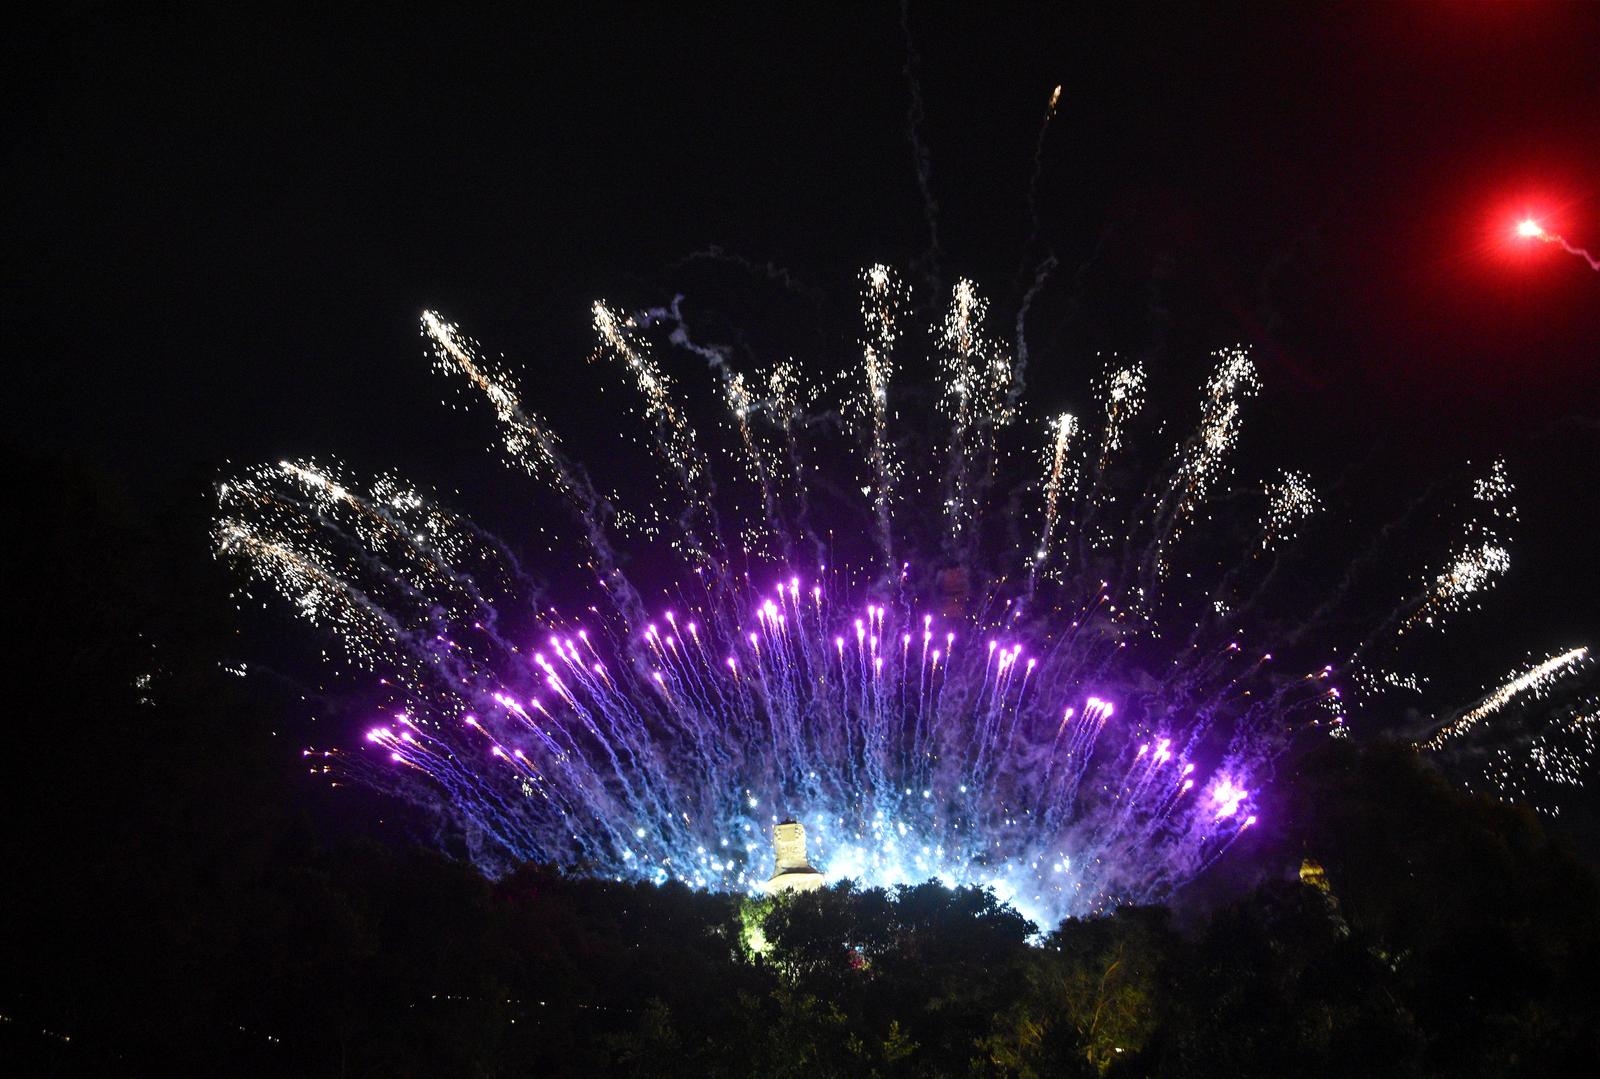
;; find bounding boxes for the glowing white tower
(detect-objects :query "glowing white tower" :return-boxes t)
[763,818,825,894]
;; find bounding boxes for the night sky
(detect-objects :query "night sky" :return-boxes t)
[7,4,1599,675]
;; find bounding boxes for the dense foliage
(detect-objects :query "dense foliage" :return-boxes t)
[3,455,1598,1076]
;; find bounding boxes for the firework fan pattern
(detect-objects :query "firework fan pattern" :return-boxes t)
[216,267,1589,924]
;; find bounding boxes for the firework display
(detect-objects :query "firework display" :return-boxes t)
[217,269,1589,924]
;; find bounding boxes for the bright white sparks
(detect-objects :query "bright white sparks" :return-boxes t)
[1421,647,1590,751]
[1262,470,1321,549]
[1403,459,1516,633]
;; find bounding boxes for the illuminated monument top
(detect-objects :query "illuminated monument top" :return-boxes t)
[763,819,825,894]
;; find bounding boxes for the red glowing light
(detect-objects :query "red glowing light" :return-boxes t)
[1516,218,1545,240]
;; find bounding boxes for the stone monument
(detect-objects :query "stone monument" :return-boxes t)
[763,818,825,894]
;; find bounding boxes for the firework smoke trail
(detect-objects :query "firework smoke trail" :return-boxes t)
[1023,85,1062,261]
[1519,219,1600,271]
[218,270,1584,925]
[1549,235,1600,271]
[937,278,1017,562]
[633,296,784,558]
[631,293,823,565]
[858,265,906,579]
[1013,84,1064,404]
[898,0,942,288]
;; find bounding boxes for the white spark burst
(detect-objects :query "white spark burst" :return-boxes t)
[1262,470,1321,549]
[1403,459,1517,634]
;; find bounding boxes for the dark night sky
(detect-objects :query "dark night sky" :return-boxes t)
[6,3,1599,669]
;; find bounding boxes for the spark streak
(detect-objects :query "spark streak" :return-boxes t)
[1517,218,1600,271]
[1420,647,1590,751]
